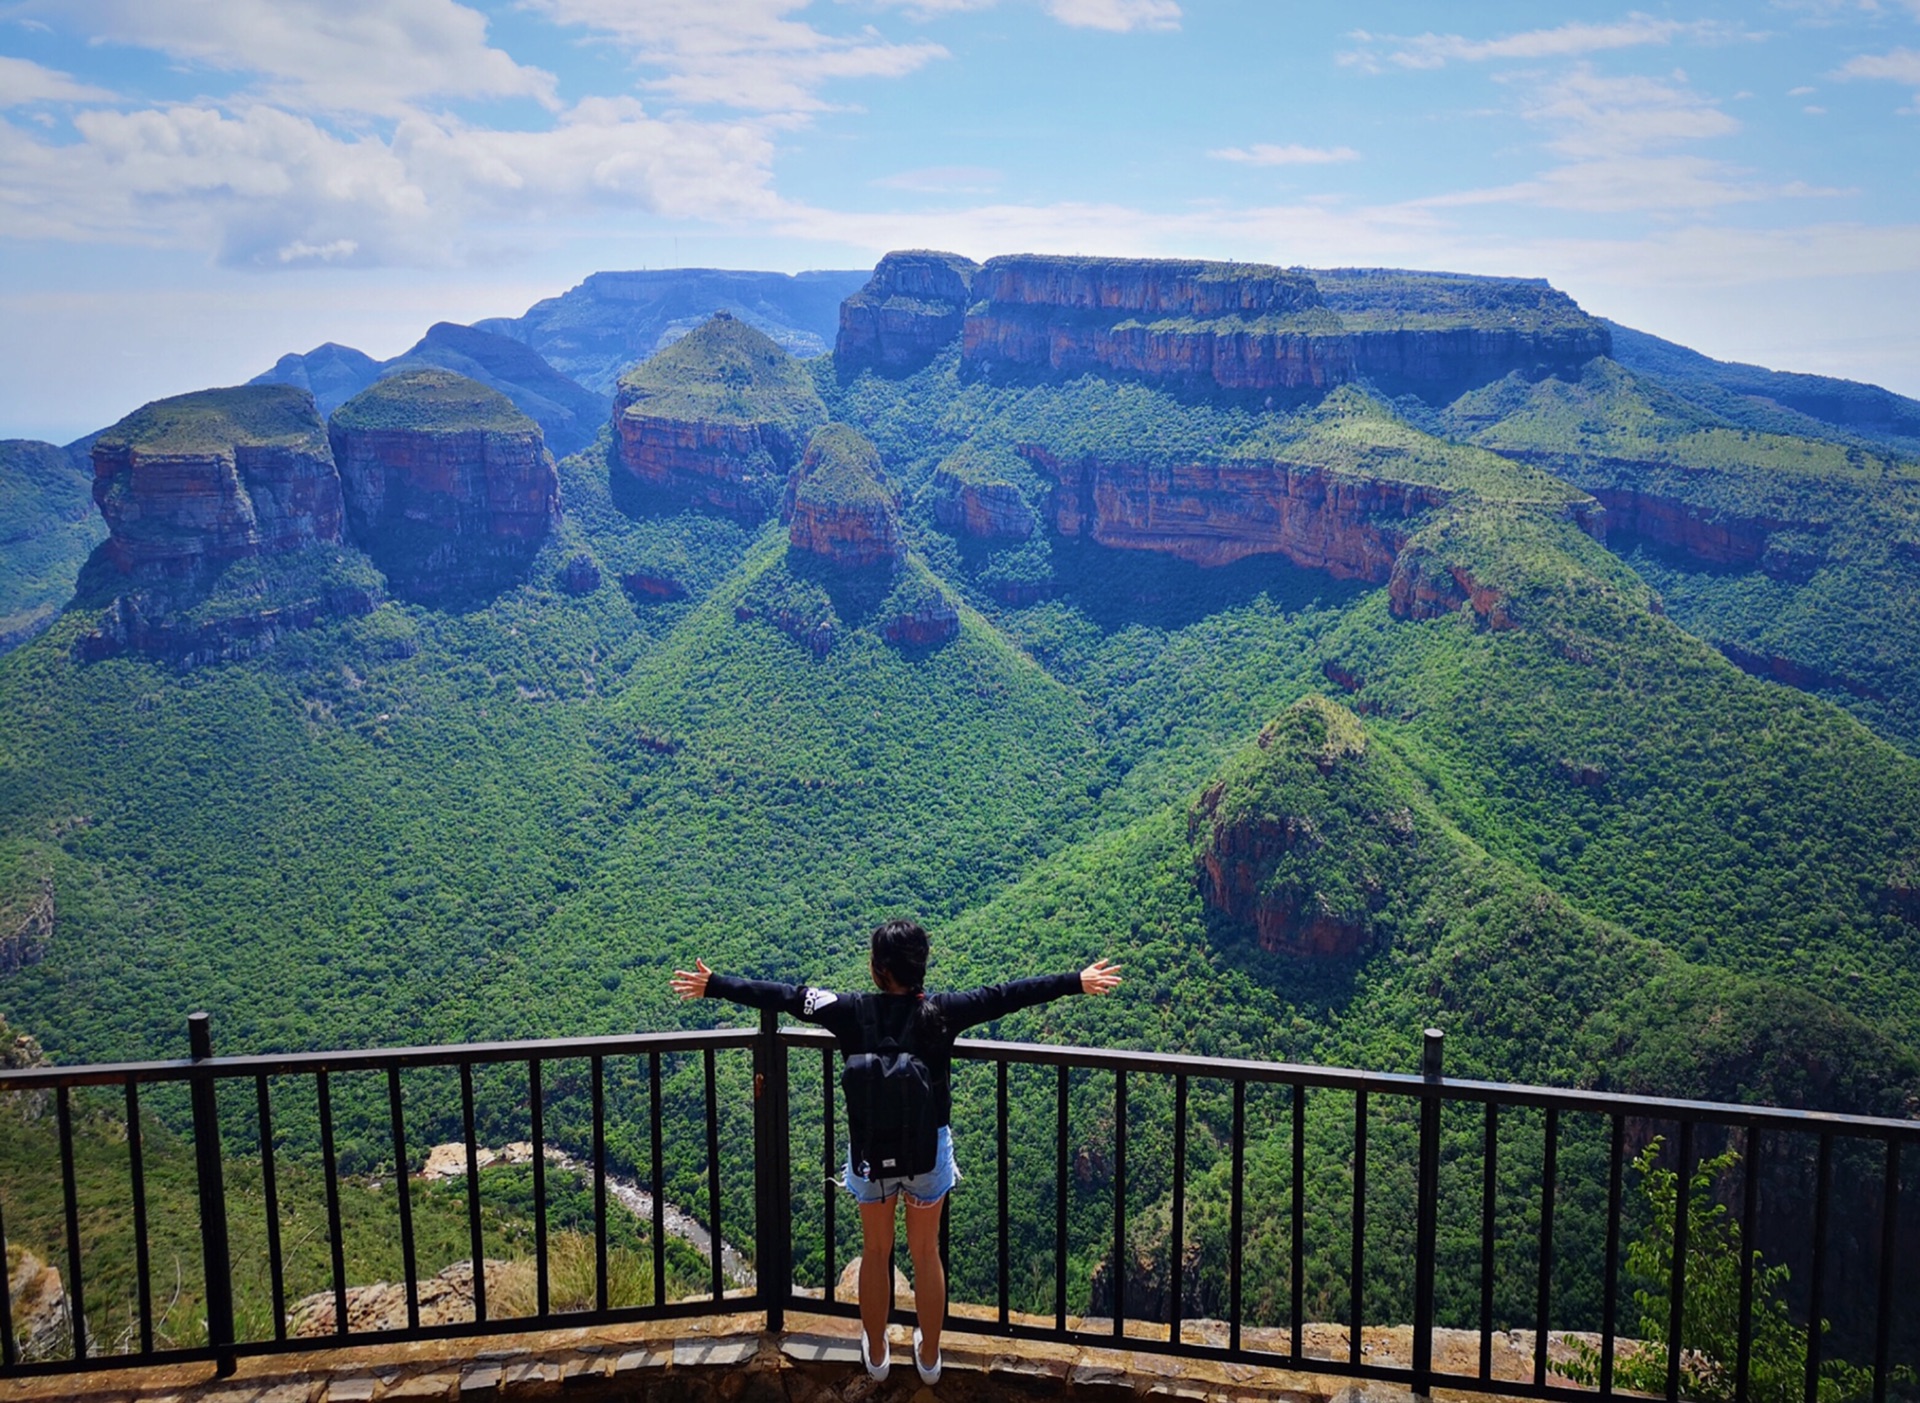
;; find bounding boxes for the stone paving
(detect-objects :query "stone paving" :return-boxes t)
[0,1308,1608,1403]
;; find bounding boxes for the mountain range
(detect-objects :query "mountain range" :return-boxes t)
[2,250,1918,1348]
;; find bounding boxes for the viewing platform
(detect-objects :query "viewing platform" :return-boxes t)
[3,1014,1916,1403]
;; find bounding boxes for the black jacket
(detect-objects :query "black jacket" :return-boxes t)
[703,971,1083,1127]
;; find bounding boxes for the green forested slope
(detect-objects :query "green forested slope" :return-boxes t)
[0,440,106,651]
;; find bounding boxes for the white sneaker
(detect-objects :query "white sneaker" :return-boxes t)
[861,1327,891,1382]
[913,1327,941,1386]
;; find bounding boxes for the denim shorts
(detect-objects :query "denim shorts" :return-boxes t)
[843,1124,958,1207]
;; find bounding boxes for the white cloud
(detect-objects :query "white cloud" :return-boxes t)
[0,55,118,106]
[0,96,780,267]
[1209,143,1360,166]
[520,0,947,112]
[1522,66,1741,160]
[1342,16,1753,73]
[1044,0,1180,33]
[1835,45,1920,88]
[28,0,557,118]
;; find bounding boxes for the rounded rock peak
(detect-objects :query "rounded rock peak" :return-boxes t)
[331,367,537,437]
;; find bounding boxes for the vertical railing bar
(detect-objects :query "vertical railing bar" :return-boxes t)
[593,1054,610,1313]
[1533,1105,1559,1392]
[1348,1089,1367,1368]
[1872,1138,1900,1403]
[997,1059,1010,1328]
[56,1086,87,1362]
[824,1045,837,1306]
[529,1058,548,1319]
[704,1046,722,1304]
[460,1062,487,1324]
[317,1070,349,1337]
[1170,1072,1187,1349]
[649,1050,665,1309]
[0,1164,15,1368]
[1291,1083,1305,1360]
[1055,1063,1069,1335]
[1412,1030,1443,1400]
[254,1075,286,1343]
[1600,1112,1623,1398]
[126,1078,155,1355]
[1803,1130,1833,1403]
[1665,1120,1693,1403]
[385,1066,418,1333]
[1480,1102,1500,1382]
[187,1015,235,1375]
[1736,1125,1760,1403]
[1112,1068,1127,1339]
[1230,1078,1246,1354]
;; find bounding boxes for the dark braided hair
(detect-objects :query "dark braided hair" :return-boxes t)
[871,918,944,1036]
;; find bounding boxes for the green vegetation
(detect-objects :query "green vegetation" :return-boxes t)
[0,440,105,648]
[615,315,826,436]
[6,276,1920,1372]
[1312,268,1605,335]
[329,368,537,436]
[793,423,894,510]
[1562,1140,1880,1403]
[92,385,329,457]
[1444,357,1920,751]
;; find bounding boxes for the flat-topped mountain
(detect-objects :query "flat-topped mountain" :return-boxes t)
[329,368,559,603]
[613,312,827,521]
[90,384,345,577]
[838,251,1610,399]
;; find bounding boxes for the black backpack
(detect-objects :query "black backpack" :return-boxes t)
[842,998,937,1178]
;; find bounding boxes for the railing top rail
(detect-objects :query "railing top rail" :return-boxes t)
[777,1026,1920,1140]
[0,1026,759,1091]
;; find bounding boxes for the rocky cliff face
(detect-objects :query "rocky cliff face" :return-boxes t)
[1386,543,1517,629]
[1189,699,1396,961]
[329,369,558,602]
[0,875,53,976]
[839,251,1609,399]
[834,250,980,374]
[613,313,826,521]
[785,424,902,570]
[1036,446,1447,575]
[90,386,344,578]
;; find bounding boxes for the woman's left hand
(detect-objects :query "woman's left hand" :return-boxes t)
[1080,958,1123,996]
[671,959,713,1000]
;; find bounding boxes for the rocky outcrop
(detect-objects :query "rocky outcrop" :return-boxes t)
[558,554,601,595]
[75,583,381,667]
[91,386,345,579]
[1590,486,1779,568]
[931,473,1036,540]
[289,1258,514,1337]
[622,568,689,601]
[329,369,558,603]
[1386,546,1516,628]
[1190,698,1413,962]
[0,875,53,976]
[938,254,1609,398]
[1037,447,1446,574]
[5,1246,77,1362]
[785,425,902,570]
[882,589,960,648]
[613,314,826,522]
[834,250,980,374]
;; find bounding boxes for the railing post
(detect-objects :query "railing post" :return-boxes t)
[1412,1027,1444,1399]
[188,1013,237,1377]
[755,1009,790,1332]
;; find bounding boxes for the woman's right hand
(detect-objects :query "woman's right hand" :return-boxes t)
[671,959,713,1000]
[1080,958,1123,996]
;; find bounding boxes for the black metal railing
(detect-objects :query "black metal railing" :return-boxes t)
[2,1013,1916,1403]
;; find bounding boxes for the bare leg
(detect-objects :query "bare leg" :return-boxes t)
[903,1197,946,1366]
[858,1197,897,1362]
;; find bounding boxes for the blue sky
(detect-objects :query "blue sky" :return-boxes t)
[3,0,1919,442]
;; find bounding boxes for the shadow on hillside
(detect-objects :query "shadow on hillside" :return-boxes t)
[1044,540,1370,633]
